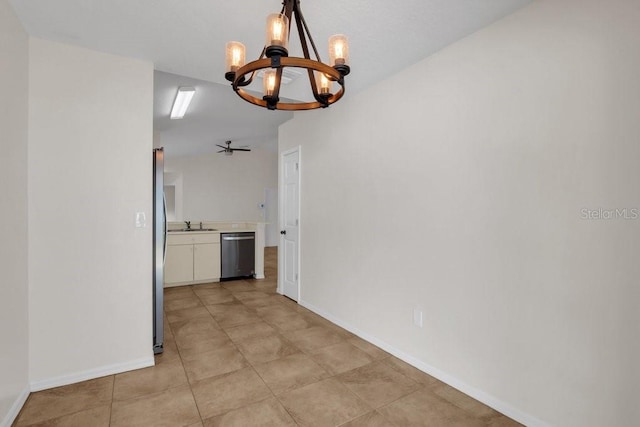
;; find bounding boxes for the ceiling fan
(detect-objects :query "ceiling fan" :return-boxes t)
[216,140,251,156]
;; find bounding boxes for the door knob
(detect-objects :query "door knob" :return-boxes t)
[280,230,286,235]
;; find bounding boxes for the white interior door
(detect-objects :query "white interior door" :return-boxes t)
[279,148,300,301]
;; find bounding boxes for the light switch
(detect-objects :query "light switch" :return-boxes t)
[413,308,423,328]
[135,212,146,228]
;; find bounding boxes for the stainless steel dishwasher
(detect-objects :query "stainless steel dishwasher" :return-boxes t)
[220,232,255,279]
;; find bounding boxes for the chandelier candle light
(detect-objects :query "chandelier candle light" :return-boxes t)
[224,0,350,111]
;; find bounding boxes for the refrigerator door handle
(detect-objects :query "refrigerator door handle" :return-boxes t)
[163,193,168,266]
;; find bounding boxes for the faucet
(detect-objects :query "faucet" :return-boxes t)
[184,221,191,230]
[199,222,203,230]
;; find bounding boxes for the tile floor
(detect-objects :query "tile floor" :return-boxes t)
[14,248,522,427]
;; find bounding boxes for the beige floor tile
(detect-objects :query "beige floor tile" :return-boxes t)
[175,331,235,359]
[163,316,173,338]
[191,283,223,291]
[262,312,317,333]
[259,286,278,295]
[15,376,113,426]
[378,388,484,427]
[197,290,237,305]
[303,314,354,339]
[111,385,200,427]
[182,346,249,383]
[191,367,273,419]
[382,356,441,388]
[17,405,111,427]
[239,295,284,309]
[338,410,395,427]
[235,334,300,364]
[205,301,248,315]
[278,297,310,313]
[113,357,188,401]
[347,336,390,360]
[253,353,330,395]
[221,281,258,292]
[164,286,195,301]
[283,325,345,353]
[192,286,230,297]
[232,290,270,301]
[165,296,204,312]
[166,306,214,324]
[252,281,278,294]
[170,316,221,339]
[337,361,420,408]
[208,306,262,329]
[432,383,500,419]
[278,378,371,427]
[203,396,296,427]
[254,304,296,320]
[224,321,278,343]
[310,341,374,375]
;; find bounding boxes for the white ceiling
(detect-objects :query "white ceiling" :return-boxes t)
[10,0,531,157]
[154,71,292,157]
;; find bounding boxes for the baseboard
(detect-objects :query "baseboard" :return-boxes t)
[299,299,549,427]
[30,356,155,392]
[0,385,30,427]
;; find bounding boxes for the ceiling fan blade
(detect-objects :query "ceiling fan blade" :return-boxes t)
[215,144,227,149]
[232,148,251,151]
[217,149,226,153]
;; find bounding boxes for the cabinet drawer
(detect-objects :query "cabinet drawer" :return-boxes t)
[167,232,220,245]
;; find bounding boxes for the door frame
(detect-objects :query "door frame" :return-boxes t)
[277,146,301,301]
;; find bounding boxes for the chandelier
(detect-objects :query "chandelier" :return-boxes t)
[224,0,350,111]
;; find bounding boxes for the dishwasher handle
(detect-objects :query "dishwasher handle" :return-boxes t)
[222,236,255,241]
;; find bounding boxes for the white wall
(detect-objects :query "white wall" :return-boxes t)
[279,0,640,425]
[0,0,29,424]
[165,148,279,245]
[28,38,155,386]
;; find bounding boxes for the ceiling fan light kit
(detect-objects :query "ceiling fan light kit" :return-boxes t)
[217,140,251,156]
[224,0,350,111]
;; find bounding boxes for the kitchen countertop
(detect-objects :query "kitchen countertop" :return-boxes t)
[167,221,264,234]
[167,228,256,234]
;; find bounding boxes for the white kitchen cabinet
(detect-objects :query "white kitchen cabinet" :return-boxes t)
[164,232,221,287]
[194,243,221,281]
[165,244,194,283]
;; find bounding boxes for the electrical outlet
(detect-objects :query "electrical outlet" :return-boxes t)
[413,308,423,328]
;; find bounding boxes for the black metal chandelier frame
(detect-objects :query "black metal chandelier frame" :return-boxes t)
[225,0,350,111]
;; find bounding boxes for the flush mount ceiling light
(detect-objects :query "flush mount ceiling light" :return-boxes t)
[170,87,196,119]
[224,0,350,111]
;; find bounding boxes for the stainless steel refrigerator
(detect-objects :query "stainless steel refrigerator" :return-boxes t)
[152,148,166,354]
